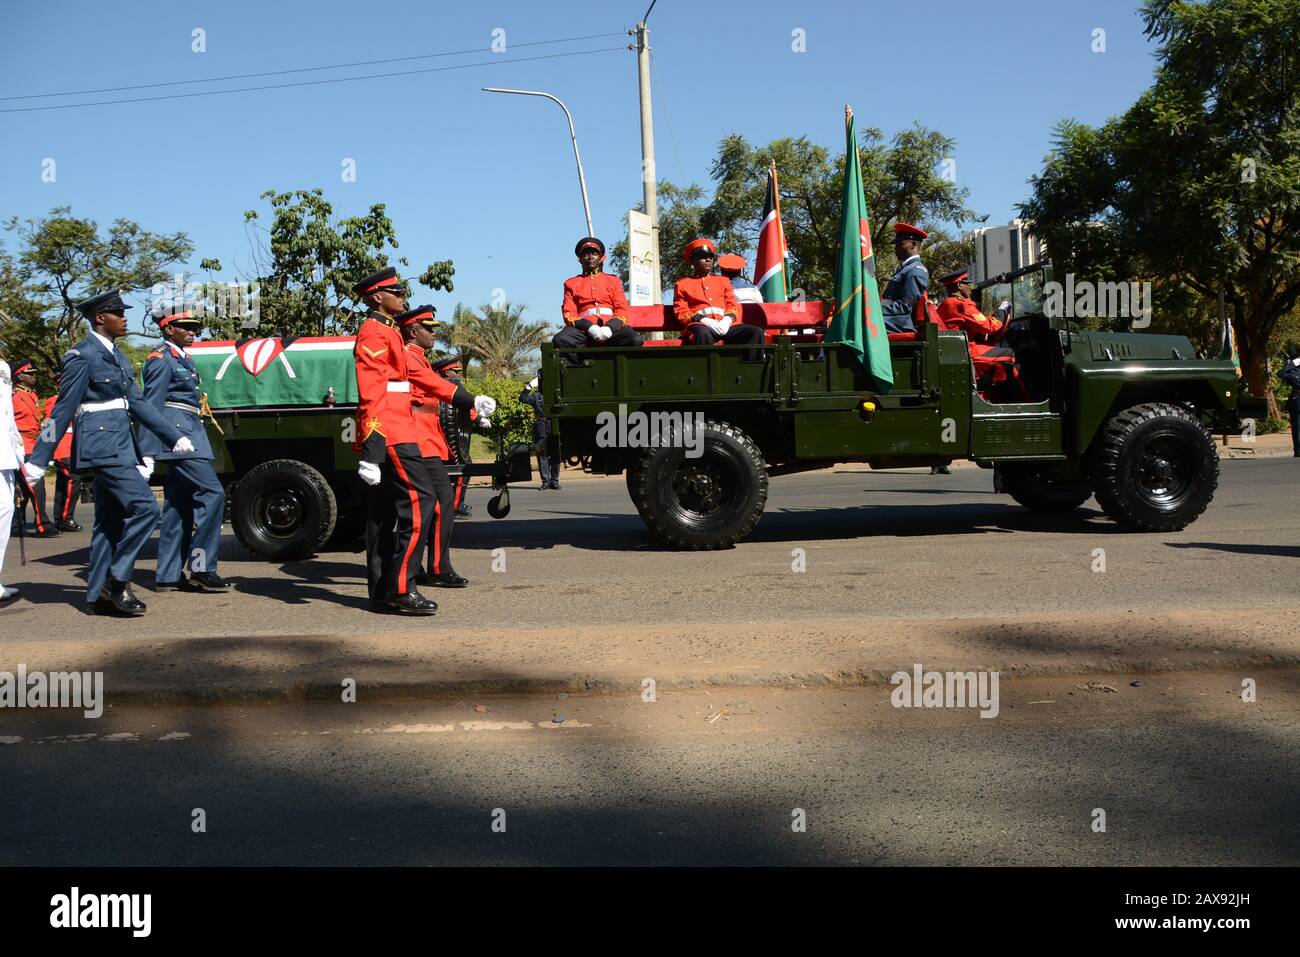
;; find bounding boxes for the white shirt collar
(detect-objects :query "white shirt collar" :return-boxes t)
[91,330,116,353]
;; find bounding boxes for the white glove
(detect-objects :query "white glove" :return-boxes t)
[586,324,603,341]
[172,436,196,454]
[698,316,726,336]
[137,457,155,480]
[474,395,497,419]
[716,316,733,334]
[22,461,45,483]
[598,325,614,341]
[357,461,381,486]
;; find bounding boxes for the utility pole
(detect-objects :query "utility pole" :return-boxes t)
[633,1,661,303]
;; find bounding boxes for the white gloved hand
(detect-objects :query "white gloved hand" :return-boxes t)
[357,461,382,486]
[698,317,725,336]
[599,325,614,340]
[137,457,155,480]
[172,436,196,454]
[22,461,45,483]
[474,395,497,419]
[586,324,604,341]
[716,316,734,334]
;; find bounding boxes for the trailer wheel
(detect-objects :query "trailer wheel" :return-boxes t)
[1090,402,1218,531]
[232,458,337,560]
[629,420,768,550]
[999,463,1093,512]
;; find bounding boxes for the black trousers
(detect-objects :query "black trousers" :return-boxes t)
[418,457,456,578]
[364,442,436,602]
[1290,409,1299,456]
[552,324,644,349]
[53,459,81,525]
[537,445,561,485]
[16,465,53,534]
[682,321,765,347]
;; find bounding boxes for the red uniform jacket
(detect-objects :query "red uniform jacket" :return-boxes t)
[12,386,40,454]
[353,312,464,457]
[561,271,630,328]
[672,275,739,329]
[405,343,452,460]
[936,296,1004,358]
[44,395,73,460]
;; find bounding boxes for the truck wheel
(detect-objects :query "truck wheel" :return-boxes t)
[439,401,473,465]
[232,459,337,560]
[629,420,768,550]
[1000,463,1093,512]
[1091,402,1218,532]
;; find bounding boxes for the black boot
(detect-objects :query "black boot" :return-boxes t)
[430,571,469,588]
[189,572,232,593]
[94,580,146,616]
[379,590,438,615]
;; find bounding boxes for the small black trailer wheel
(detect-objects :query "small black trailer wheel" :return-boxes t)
[232,458,337,560]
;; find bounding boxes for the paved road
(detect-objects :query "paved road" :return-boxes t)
[1,671,1294,866]
[2,457,1297,641]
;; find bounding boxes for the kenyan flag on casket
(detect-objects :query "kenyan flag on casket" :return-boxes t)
[188,336,359,408]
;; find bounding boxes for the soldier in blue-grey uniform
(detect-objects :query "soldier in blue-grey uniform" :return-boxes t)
[22,291,196,615]
[880,222,930,333]
[140,304,231,592]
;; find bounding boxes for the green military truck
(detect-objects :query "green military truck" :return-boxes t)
[190,263,1244,558]
[535,263,1244,549]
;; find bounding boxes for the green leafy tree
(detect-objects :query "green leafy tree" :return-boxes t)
[0,208,192,388]
[1021,0,1300,417]
[455,300,550,379]
[464,372,534,450]
[227,189,455,339]
[611,127,971,304]
[432,302,479,371]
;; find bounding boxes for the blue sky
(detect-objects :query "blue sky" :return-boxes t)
[0,0,1159,330]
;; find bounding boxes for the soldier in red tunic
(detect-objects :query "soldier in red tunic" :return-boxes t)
[10,359,57,537]
[397,304,469,589]
[351,268,495,615]
[553,237,644,349]
[936,269,1021,401]
[43,380,82,531]
[672,239,765,349]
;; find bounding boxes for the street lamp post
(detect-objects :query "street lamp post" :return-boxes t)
[482,86,594,236]
[632,0,660,303]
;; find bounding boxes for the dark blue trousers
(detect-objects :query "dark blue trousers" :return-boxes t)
[85,465,160,604]
[157,458,225,582]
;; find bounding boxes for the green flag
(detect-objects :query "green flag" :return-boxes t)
[825,106,893,393]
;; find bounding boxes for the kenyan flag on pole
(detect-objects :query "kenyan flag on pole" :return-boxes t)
[825,105,893,393]
[755,160,790,302]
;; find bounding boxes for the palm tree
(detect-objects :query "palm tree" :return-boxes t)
[432,302,477,371]
[456,300,551,379]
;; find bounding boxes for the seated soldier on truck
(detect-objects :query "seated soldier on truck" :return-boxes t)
[936,269,1022,401]
[553,237,644,350]
[673,239,765,349]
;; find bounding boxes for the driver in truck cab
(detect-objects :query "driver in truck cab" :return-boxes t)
[554,237,644,349]
[673,238,765,349]
[936,269,1023,401]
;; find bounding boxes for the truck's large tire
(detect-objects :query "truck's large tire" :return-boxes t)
[1000,463,1094,512]
[232,459,337,560]
[629,420,768,550]
[1090,402,1218,532]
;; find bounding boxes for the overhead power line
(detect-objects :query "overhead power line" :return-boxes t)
[0,47,624,114]
[0,32,626,103]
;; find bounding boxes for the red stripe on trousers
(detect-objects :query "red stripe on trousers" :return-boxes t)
[23,475,47,532]
[389,452,422,595]
[432,498,443,575]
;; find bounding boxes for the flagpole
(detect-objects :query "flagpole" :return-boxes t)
[771,160,790,291]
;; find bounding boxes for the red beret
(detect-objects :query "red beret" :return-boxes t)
[894,222,929,242]
[682,238,718,262]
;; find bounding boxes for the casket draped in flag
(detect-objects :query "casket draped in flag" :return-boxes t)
[187,336,359,408]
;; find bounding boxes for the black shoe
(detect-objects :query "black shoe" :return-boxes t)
[57,521,83,532]
[34,526,62,538]
[430,572,469,588]
[95,582,146,616]
[549,480,562,490]
[153,579,190,592]
[454,504,472,518]
[931,466,951,475]
[189,572,232,593]
[539,483,551,490]
[382,591,438,615]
